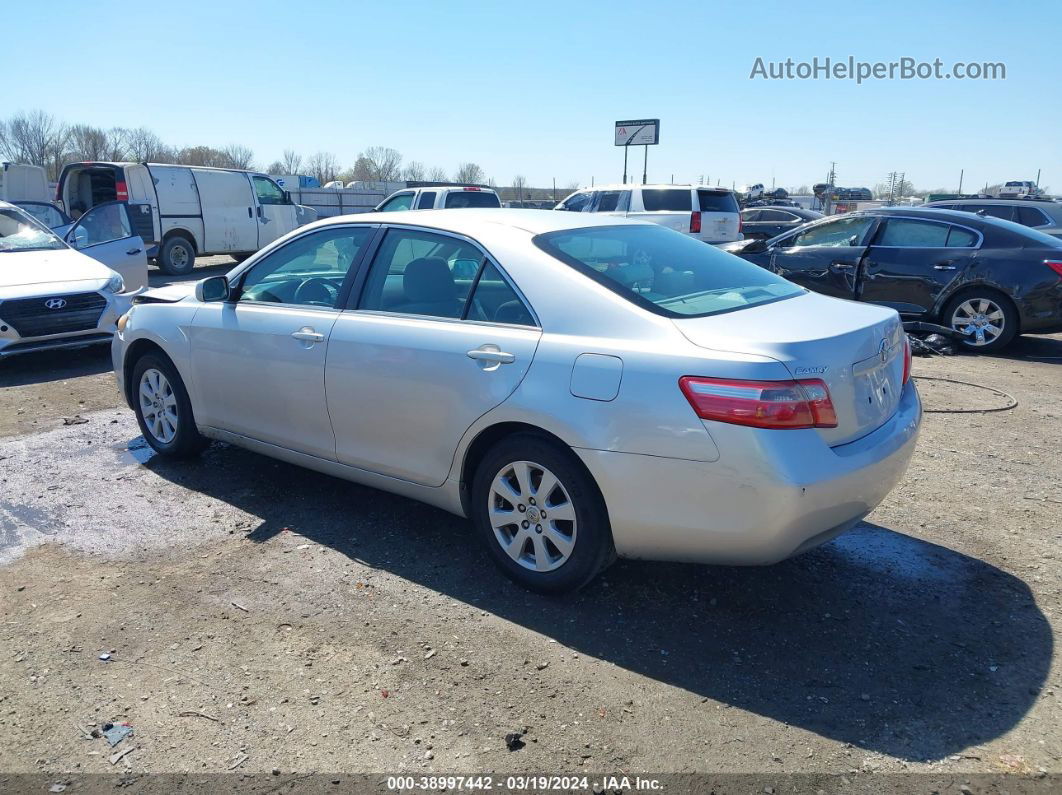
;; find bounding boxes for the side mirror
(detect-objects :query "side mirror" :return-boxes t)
[195,275,230,302]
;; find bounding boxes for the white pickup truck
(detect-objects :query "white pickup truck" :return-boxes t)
[375,186,501,211]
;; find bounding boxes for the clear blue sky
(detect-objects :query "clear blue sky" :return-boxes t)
[4,0,1059,191]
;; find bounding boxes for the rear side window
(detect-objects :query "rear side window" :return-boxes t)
[416,191,437,209]
[758,210,797,222]
[534,224,802,318]
[945,226,979,247]
[466,262,535,326]
[641,189,691,212]
[697,190,738,213]
[968,204,1014,221]
[444,191,500,208]
[1016,206,1050,227]
[595,191,624,212]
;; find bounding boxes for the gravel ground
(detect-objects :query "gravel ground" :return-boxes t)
[0,327,1059,784]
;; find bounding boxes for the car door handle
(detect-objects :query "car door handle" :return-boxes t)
[830,260,856,269]
[933,261,957,270]
[126,248,142,255]
[247,207,253,218]
[291,328,325,343]
[467,347,515,364]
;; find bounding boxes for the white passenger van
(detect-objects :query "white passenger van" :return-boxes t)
[56,162,304,274]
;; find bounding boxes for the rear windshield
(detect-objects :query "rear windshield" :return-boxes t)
[534,224,803,318]
[697,190,739,213]
[0,208,66,252]
[444,191,501,209]
[640,189,691,212]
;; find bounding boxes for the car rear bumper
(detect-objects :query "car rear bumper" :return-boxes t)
[575,380,922,565]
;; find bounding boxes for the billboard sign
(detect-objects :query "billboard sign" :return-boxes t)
[614,119,660,146]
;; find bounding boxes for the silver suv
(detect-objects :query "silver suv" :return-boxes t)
[925,198,1062,238]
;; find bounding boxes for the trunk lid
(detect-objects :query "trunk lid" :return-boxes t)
[673,291,906,446]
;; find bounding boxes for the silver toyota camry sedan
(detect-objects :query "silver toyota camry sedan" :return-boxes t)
[112,210,921,593]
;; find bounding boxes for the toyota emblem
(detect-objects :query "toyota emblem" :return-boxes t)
[45,298,67,310]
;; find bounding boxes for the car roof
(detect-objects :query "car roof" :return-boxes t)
[311,208,651,237]
[928,198,1058,206]
[570,184,732,192]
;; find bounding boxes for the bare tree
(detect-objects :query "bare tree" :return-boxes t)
[427,166,448,182]
[305,151,340,184]
[0,111,70,179]
[265,160,285,174]
[358,146,403,181]
[103,128,129,161]
[511,175,528,199]
[564,180,580,192]
[281,149,302,174]
[222,144,255,169]
[350,156,374,182]
[126,127,167,162]
[68,124,110,161]
[453,162,485,184]
[402,160,426,181]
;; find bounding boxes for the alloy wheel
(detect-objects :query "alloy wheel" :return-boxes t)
[488,460,578,572]
[951,298,1005,347]
[139,368,179,444]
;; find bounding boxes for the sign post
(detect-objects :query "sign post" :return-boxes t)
[615,119,659,184]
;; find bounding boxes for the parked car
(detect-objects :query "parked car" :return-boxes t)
[740,206,823,240]
[554,184,742,243]
[375,186,502,211]
[113,210,920,593]
[924,198,1062,238]
[56,162,313,275]
[721,206,1062,352]
[0,200,146,358]
[998,181,1041,198]
[12,200,73,235]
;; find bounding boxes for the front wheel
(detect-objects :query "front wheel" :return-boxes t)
[944,291,1017,352]
[131,353,208,458]
[471,434,613,594]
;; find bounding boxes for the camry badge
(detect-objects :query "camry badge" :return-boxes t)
[45,298,67,310]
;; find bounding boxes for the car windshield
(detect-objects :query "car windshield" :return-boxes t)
[0,208,66,253]
[535,224,804,318]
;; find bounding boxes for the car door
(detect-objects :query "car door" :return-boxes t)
[252,175,298,248]
[767,214,878,299]
[859,217,979,316]
[65,201,149,290]
[326,226,541,486]
[188,224,377,459]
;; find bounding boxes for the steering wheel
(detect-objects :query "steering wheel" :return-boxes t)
[293,277,339,307]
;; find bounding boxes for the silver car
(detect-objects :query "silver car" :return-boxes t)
[112,210,921,593]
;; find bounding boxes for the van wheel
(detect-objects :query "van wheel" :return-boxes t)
[131,353,208,458]
[471,434,613,594]
[158,235,196,275]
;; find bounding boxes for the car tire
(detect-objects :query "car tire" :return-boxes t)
[943,289,1018,352]
[131,353,208,458]
[471,434,613,594]
[158,235,196,275]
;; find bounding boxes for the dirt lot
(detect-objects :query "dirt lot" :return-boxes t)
[0,308,1060,785]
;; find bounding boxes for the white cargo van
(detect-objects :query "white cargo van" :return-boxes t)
[1,162,50,202]
[56,162,305,274]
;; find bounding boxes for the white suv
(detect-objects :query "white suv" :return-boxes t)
[555,184,742,243]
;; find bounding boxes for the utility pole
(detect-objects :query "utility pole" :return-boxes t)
[552,178,556,203]
[1036,168,1041,188]
[958,168,964,194]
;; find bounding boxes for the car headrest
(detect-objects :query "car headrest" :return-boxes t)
[403,257,456,303]
[612,261,654,287]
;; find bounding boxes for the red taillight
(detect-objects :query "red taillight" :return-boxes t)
[116,180,128,201]
[690,211,701,233]
[902,336,912,385]
[1045,260,1062,278]
[679,376,837,429]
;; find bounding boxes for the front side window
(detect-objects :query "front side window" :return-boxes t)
[379,193,414,212]
[359,228,484,318]
[0,208,66,252]
[877,218,951,247]
[239,226,373,307]
[535,224,802,318]
[558,192,591,212]
[790,215,875,247]
[72,203,132,248]
[641,189,692,212]
[253,176,286,206]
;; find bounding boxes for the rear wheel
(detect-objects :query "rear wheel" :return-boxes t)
[944,290,1017,352]
[158,235,196,275]
[471,434,612,594]
[131,353,208,458]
